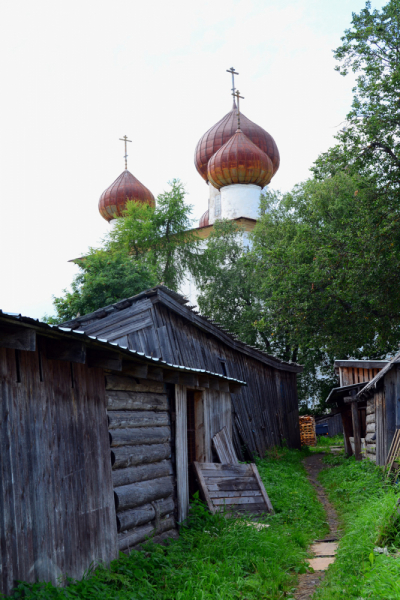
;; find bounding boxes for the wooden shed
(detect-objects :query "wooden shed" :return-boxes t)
[62,285,303,458]
[327,358,399,464]
[0,310,245,596]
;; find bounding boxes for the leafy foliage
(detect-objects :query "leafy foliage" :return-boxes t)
[44,248,156,324]
[195,220,265,347]
[5,448,325,600]
[45,180,200,323]
[313,0,400,190]
[108,179,201,292]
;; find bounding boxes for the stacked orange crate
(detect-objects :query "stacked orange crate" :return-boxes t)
[299,416,317,447]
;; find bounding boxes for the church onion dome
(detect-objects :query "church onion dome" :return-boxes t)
[195,105,280,183]
[207,129,273,190]
[98,170,155,222]
[199,209,209,227]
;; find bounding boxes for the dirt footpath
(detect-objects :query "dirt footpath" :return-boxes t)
[294,453,340,600]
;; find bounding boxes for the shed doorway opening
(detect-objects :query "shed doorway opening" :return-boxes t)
[187,390,205,498]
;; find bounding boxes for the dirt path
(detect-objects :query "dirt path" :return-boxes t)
[294,453,340,600]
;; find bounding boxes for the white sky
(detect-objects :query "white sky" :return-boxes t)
[0,0,385,319]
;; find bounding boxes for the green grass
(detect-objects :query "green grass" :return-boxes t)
[309,434,344,453]
[5,448,326,600]
[315,454,400,600]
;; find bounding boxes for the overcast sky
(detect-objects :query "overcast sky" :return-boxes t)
[0,0,385,319]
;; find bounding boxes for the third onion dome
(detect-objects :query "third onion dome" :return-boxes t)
[98,170,155,222]
[195,104,280,183]
[207,128,273,190]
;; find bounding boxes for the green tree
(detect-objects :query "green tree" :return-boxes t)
[45,179,200,323]
[195,220,265,347]
[108,179,201,291]
[313,0,400,189]
[252,173,400,410]
[45,248,157,324]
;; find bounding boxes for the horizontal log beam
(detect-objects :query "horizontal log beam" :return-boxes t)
[110,426,171,447]
[122,361,148,379]
[88,349,122,371]
[107,391,169,411]
[45,338,86,363]
[118,516,176,551]
[117,496,175,532]
[111,443,171,470]
[0,325,36,351]
[108,411,169,429]
[114,475,174,511]
[106,374,164,393]
[112,459,172,488]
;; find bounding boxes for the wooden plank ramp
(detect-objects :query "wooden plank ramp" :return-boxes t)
[213,427,239,464]
[193,462,274,516]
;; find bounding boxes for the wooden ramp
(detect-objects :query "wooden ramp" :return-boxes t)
[213,427,239,465]
[193,462,274,516]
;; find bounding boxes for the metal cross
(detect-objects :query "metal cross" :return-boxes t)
[232,90,244,129]
[226,67,239,99]
[119,135,132,170]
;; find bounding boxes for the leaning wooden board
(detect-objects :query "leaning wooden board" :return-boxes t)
[213,426,239,465]
[193,462,274,515]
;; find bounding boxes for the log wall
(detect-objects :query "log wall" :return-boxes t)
[0,344,117,596]
[106,374,178,552]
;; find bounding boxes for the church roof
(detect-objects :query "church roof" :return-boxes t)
[98,169,155,222]
[207,129,273,190]
[199,209,209,227]
[194,105,279,183]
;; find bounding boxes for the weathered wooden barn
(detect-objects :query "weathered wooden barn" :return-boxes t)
[0,310,246,595]
[326,358,400,464]
[62,285,303,457]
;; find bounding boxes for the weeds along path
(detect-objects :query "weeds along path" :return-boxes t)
[295,453,339,600]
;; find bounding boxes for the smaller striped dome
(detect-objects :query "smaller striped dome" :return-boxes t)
[99,170,155,222]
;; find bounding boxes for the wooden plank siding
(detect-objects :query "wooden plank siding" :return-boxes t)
[0,344,117,596]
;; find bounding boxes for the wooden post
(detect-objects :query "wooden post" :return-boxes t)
[341,410,353,457]
[351,401,362,461]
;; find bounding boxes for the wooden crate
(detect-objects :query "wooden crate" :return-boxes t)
[299,416,317,447]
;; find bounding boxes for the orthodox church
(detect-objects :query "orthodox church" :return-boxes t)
[97,70,280,306]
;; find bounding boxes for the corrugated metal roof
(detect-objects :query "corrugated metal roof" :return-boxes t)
[0,310,247,386]
[60,285,303,372]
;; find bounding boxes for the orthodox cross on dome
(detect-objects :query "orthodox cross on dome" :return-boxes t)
[226,67,239,106]
[119,135,132,170]
[232,89,244,129]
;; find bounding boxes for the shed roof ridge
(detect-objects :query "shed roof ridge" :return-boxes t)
[59,284,302,371]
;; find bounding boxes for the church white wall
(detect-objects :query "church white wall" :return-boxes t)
[208,184,220,225]
[220,184,261,220]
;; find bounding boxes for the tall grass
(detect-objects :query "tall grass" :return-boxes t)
[5,448,326,600]
[315,455,400,600]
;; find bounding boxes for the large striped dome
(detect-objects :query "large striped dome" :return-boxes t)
[195,104,279,183]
